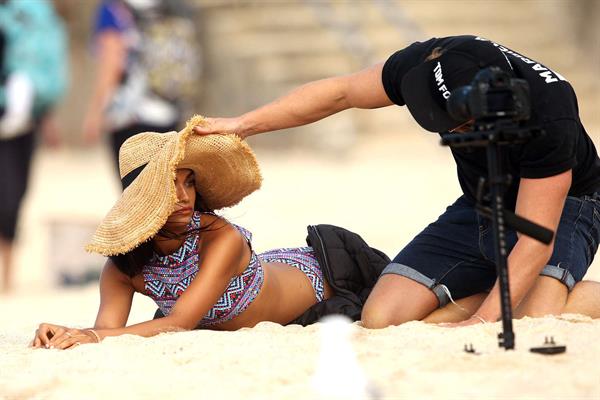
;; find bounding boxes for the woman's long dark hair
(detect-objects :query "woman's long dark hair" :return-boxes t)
[109,193,217,277]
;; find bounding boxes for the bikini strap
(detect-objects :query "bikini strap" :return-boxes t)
[232,224,254,251]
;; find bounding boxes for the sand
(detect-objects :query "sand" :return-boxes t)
[1,286,599,399]
[2,127,600,399]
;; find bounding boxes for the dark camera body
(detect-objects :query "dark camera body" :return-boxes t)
[447,67,531,123]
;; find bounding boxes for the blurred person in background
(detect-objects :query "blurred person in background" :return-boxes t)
[193,35,600,328]
[82,0,201,171]
[0,0,68,294]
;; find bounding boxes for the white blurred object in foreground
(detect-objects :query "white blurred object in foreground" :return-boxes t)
[0,73,34,139]
[312,315,379,399]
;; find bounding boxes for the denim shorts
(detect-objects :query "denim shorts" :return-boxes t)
[382,192,600,307]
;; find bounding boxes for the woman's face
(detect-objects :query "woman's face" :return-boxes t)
[166,168,197,226]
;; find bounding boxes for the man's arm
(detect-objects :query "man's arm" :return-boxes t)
[193,62,393,139]
[473,169,572,322]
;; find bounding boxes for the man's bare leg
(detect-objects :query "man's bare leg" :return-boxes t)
[562,280,600,318]
[423,277,599,324]
[423,293,487,323]
[513,276,568,318]
[362,275,438,328]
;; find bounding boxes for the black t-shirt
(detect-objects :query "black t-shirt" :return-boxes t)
[382,35,600,209]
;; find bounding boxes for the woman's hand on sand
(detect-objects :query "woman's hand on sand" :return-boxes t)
[192,117,246,139]
[31,323,99,350]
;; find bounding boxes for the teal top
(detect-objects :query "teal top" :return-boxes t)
[0,0,68,115]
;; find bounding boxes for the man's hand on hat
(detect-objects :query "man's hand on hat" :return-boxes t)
[193,117,246,139]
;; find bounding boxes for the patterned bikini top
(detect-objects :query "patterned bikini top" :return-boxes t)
[142,212,264,327]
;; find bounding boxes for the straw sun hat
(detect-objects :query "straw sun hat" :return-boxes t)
[86,115,262,256]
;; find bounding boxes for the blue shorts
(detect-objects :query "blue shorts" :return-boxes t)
[383,193,600,307]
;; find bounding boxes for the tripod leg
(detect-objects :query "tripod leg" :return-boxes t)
[486,141,515,350]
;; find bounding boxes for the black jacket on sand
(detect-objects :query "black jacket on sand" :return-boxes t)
[288,224,390,326]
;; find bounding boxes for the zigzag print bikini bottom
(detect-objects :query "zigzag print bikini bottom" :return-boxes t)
[258,246,325,302]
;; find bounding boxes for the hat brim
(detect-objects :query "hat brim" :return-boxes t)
[86,130,189,256]
[401,59,468,133]
[86,116,262,256]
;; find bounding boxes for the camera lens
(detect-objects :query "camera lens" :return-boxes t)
[493,75,508,86]
[447,85,472,122]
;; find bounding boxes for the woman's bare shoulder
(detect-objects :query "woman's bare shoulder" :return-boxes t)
[199,212,226,227]
[196,214,250,274]
[198,213,243,244]
[101,259,134,286]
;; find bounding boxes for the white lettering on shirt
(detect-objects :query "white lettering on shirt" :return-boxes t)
[433,62,452,99]
[474,37,566,83]
[539,71,558,83]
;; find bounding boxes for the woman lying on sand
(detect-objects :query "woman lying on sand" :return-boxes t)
[30,117,380,349]
[31,117,600,349]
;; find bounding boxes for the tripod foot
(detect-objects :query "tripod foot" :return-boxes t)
[530,336,566,355]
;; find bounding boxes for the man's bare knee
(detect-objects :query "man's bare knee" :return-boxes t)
[563,280,600,318]
[361,274,438,329]
[515,276,568,318]
[361,303,399,329]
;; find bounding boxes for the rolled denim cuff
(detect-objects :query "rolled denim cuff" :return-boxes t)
[540,264,576,291]
[381,263,450,307]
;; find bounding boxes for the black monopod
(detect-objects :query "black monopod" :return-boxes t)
[441,120,553,350]
[440,67,566,352]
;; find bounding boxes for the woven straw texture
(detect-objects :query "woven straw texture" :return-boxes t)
[86,115,262,256]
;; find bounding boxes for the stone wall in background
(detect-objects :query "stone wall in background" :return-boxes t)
[569,0,600,77]
[53,0,600,153]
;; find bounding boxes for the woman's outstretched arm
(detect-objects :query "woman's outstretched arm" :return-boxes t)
[31,260,135,349]
[32,222,248,349]
[95,260,136,329]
